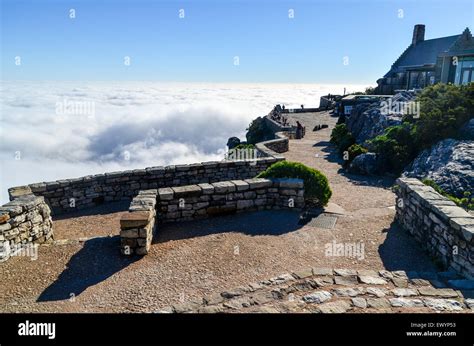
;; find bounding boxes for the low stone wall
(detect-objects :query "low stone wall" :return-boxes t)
[120,190,157,255]
[8,157,282,215]
[395,178,474,279]
[121,178,304,256]
[264,116,293,134]
[256,132,289,156]
[0,193,53,261]
[157,178,304,223]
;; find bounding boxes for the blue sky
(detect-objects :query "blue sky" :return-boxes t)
[1,0,473,83]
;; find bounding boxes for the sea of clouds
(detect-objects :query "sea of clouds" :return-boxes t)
[0,81,369,203]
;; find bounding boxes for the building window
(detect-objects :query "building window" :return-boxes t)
[461,68,473,85]
[454,57,474,85]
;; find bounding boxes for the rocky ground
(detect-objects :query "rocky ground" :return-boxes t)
[0,110,449,313]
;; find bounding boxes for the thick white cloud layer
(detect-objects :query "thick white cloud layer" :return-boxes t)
[0,81,369,203]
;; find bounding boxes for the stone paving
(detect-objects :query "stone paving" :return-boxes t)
[162,267,474,313]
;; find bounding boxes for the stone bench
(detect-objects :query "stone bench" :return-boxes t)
[120,190,157,255]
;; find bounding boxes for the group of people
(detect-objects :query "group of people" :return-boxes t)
[268,104,289,126]
[268,104,306,139]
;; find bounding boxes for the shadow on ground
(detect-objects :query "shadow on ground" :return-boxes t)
[155,209,304,243]
[378,220,438,272]
[37,236,138,302]
[340,171,396,189]
[52,200,130,220]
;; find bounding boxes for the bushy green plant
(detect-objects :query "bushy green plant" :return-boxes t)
[330,124,355,154]
[257,161,332,205]
[422,178,473,211]
[414,83,474,149]
[347,143,368,162]
[369,123,417,174]
[233,143,255,150]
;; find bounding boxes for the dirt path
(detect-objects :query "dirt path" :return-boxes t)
[0,111,438,313]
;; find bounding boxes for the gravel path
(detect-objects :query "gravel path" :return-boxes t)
[0,111,438,312]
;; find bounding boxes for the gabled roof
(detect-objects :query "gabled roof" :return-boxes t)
[384,34,460,77]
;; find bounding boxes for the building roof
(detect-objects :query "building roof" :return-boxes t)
[384,34,461,77]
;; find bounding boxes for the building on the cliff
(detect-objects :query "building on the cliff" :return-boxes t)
[376,25,474,94]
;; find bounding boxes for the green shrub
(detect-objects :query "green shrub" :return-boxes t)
[414,83,474,150]
[257,161,332,205]
[369,123,417,174]
[347,143,368,162]
[330,124,355,154]
[422,179,473,211]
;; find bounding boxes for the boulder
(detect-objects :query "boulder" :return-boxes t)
[346,91,416,144]
[348,153,381,175]
[403,139,474,198]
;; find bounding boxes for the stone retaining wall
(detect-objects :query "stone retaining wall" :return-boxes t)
[157,178,304,222]
[8,157,282,215]
[256,132,289,156]
[0,193,53,261]
[395,178,474,279]
[120,190,157,255]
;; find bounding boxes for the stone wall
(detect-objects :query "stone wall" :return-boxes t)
[0,193,53,261]
[120,178,304,256]
[157,178,304,222]
[264,116,293,134]
[256,132,289,156]
[395,178,474,279]
[8,157,282,215]
[120,190,157,255]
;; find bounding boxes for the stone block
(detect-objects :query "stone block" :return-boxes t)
[120,211,151,228]
[197,183,214,194]
[244,178,272,189]
[158,188,174,201]
[230,180,249,191]
[172,185,202,198]
[8,186,33,199]
[366,298,391,309]
[212,181,236,193]
[120,228,139,238]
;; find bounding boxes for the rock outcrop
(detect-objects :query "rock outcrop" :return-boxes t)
[403,139,474,198]
[346,91,416,144]
[348,153,381,175]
